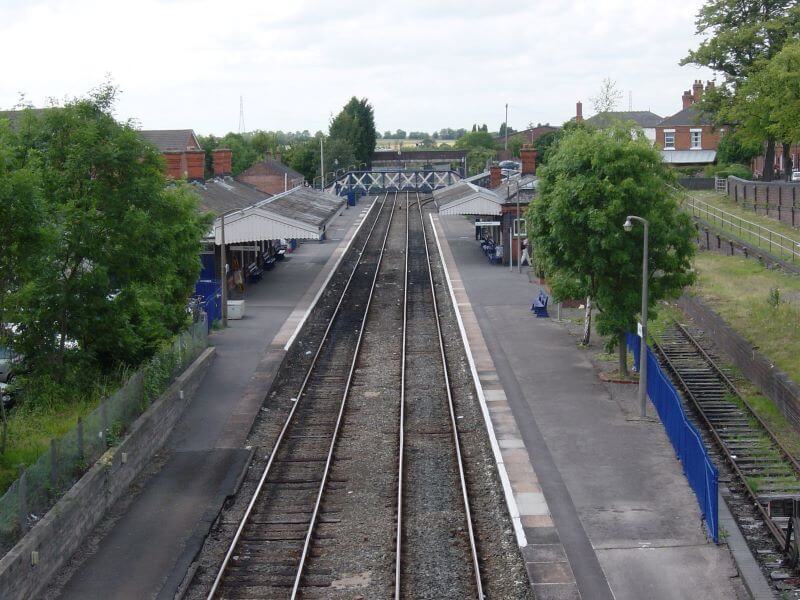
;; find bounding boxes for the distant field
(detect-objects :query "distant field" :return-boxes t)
[376,138,457,150]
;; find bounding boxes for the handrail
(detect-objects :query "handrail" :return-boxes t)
[674,186,800,263]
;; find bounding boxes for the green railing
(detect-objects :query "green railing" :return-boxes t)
[677,188,800,264]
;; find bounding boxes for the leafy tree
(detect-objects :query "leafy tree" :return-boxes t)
[590,78,622,113]
[11,86,209,383]
[532,130,564,166]
[465,147,496,176]
[250,130,279,158]
[284,139,318,182]
[454,130,496,150]
[682,0,800,179]
[715,130,762,165]
[394,129,407,139]
[508,136,524,157]
[383,130,392,139]
[529,126,695,372]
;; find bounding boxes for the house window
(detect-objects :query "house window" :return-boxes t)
[690,129,702,149]
[513,218,527,237]
[663,130,675,150]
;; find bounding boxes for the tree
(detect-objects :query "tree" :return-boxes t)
[383,130,392,139]
[532,130,564,166]
[454,130,496,150]
[716,130,762,165]
[284,139,318,182]
[681,1,800,180]
[529,126,695,372]
[394,129,407,139]
[590,78,623,113]
[11,86,209,384]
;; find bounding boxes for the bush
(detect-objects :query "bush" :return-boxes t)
[705,163,752,180]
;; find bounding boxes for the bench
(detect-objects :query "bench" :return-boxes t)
[262,256,277,271]
[531,292,549,318]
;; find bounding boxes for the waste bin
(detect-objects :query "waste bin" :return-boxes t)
[347,191,356,206]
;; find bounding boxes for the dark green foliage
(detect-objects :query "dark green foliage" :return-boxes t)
[532,130,563,166]
[716,131,762,165]
[704,163,753,179]
[529,126,696,342]
[1,86,209,392]
[329,97,377,167]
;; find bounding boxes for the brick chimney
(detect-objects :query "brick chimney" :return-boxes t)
[705,80,715,93]
[520,145,537,175]
[576,101,583,123]
[682,89,694,109]
[212,148,233,177]
[185,150,206,181]
[490,163,502,188]
[692,79,704,103]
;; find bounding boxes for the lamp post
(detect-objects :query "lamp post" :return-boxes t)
[624,215,649,418]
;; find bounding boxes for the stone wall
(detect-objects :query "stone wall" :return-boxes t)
[0,347,216,600]
[678,295,800,431]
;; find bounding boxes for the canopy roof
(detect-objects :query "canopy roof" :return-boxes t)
[434,181,503,216]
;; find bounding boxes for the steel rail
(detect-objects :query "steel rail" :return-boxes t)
[206,192,391,599]
[394,190,410,598]
[652,324,795,548]
[394,192,484,598]
[288,193,399,598]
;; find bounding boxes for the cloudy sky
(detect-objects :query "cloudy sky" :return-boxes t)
[1,0,715,136]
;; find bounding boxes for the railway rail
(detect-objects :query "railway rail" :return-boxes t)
[654,322,800,554]
[394,193,483,598]
[206,193,395,599]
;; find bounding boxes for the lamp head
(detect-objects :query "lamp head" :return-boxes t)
[623,217,633,232]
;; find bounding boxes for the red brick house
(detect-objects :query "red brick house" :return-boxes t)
[139,129,207,181]
[655,81,724,166]
[236,157,305,195]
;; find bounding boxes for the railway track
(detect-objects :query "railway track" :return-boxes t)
[654,322,800,552]
[394,192,483,598]
[206,193,396,599]
[203,191,489,599]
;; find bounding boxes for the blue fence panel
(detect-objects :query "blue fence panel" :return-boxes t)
[627,333,719,542]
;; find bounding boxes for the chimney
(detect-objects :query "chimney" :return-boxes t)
[682,90,694,110]
[520,145,537,175]
[705,80,715,93]
[212,148,233,177]
[490,163,502,189]
[576,101,583,123]
[185,150,206,181]
[692,79,704,102]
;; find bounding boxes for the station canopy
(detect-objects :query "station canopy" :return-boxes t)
[434,180,503,216]
[194,179,345,244]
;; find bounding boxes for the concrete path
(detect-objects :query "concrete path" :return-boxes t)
[55,201,372,600]
[435,213,745,600]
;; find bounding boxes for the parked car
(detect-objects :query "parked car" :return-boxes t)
[0,345,21,384]
[0,381,14,410]
[792,171,800,182]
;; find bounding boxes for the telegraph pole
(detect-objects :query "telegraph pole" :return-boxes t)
[504,103,509,151]
[320,138,325,189]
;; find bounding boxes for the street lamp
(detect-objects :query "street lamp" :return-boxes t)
[624,215,649,418]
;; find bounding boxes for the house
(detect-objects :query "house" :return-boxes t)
[138,129,210,181]
[654,81,723,166]
[582,107,662,142]
[237,157,305,195]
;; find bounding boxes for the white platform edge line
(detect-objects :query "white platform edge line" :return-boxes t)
[429,213,527,548]
[283,198,378,351]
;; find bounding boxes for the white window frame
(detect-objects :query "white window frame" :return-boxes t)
[663,129,676,150]
[690,128,702,150]
[513,218,527,237]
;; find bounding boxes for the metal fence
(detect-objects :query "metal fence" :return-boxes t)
[0,319,208,554]
[679,189,800,264]
[627,333,719,542]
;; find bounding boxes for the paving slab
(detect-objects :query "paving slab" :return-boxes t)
[54,199,373,600]
[433,212,747,600]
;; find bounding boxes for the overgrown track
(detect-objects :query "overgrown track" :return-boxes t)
[655,322,800,550]
[395,192,483,599]
[207,193,395,599]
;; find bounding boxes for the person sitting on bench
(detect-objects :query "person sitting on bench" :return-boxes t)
[531,290,549,317]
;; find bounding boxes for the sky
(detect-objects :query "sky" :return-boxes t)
[0,0,716,136]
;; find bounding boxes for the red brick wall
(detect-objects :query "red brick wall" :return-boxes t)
[520,147,537,174]
[163,153,184,179]
[212,149,233,176]
[185,150,206,181]
[238,173,303,195]
[655,126,722,151]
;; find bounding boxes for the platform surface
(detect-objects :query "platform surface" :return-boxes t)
[434,213,746,600]
[54,201,372,600]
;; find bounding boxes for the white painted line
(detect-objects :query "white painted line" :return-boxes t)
[429,213,528,548]
[283,197,378,351]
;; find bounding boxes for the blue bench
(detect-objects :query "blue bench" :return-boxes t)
[531,292,549,318]
[246,262,263,284]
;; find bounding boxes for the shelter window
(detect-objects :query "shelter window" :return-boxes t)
[513,218,527,237]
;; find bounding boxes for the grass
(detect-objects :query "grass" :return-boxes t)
[681,190,800,261]
[691,252,800,385]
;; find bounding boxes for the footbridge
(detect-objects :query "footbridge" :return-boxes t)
[331,170,462,196]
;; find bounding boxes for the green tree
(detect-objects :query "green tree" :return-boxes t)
[329,97,377,167]
[532,130,564,166]
[454,130,496,150]
[682,0,800,180]
[590,78,623,113]
[394,129,407,139]
[284,139,318,182]
[12,86,209,384]
[529,126,695,372]
[715,130,762,165]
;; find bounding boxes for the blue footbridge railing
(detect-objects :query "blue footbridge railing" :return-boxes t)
[627,332,719,543]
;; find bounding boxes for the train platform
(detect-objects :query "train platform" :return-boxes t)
[431,212,748,600]
[49,200,374,600]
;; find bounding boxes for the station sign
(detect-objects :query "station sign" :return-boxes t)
[475,221,501,227]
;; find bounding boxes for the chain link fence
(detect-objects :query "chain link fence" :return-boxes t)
[0,318,208,554]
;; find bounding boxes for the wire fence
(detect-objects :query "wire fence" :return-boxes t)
[0,319,208,554]
[677,187,800,264]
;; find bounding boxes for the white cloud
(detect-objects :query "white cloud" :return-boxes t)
[0,0,715,134]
